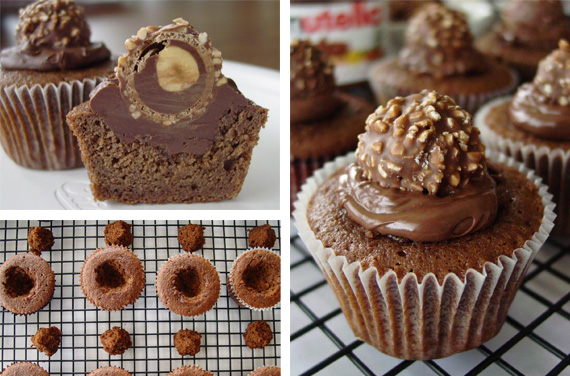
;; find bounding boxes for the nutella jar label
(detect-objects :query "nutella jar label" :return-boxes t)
[291,1,386,85]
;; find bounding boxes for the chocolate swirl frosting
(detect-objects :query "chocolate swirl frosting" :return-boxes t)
[509,40,570,141]
[336,90,498,242]
[0,0,110,71]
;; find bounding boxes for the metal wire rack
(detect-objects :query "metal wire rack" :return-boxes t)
[291,223,570,376]
[0,220,281,375]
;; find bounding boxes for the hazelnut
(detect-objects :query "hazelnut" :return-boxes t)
[156,46,199,92]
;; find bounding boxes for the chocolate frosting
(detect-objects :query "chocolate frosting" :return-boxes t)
[336,162,498,242]
[343,90,498,242]
[0,0,110,71]
[398,3,488,78]
[89,19,249,156]
[290,39,339,122]
[496,0,570,51]
[509,40,570,141]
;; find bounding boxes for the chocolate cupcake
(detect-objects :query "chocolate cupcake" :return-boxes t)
[67,19,268,204]
[476,0,570,82]
[0,252,55,315]
[294,90,555,359]
[156,253,220,317]
[88,366,132,376]
[369,4,517,115]
[3,362,49,376]
[167,365,213,376]
[227,248,280,310]
[80,245,145,311]
[0,0,113,170]
[290,39,375,212]
[249,366,280,376]
[476,40,570,237]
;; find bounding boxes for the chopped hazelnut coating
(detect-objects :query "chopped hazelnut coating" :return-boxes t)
[290,39,335,99]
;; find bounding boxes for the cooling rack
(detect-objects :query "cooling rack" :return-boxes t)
[291,223,570,376]
[0,220,281,375]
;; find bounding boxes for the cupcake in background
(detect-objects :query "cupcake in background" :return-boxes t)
[476,39,570,237]
[294,90,555,359]
[476,0,570,82]
[0,0,113,170]
[290,39,374,212]
[369,3,517,115]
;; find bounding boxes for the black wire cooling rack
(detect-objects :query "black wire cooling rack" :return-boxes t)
[291,224,570,376]
[0,220,280,375]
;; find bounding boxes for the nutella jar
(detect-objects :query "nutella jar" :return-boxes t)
[290,0,385,100]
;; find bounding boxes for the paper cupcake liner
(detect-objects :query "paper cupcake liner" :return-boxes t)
[293,151,555,360]
[476,97,570,238]
[228,247,281,311]
[0,77,104,170]
[290,155,335,214]
[368,60,519,115]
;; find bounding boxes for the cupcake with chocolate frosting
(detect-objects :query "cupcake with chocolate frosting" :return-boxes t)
[290,39,374,212]
[476,39,570,237]
[369,3,517,115]
[476,0,570,82]
[0,0,113,170]
[294,90,555,359]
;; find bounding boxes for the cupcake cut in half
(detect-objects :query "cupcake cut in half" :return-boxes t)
[476,0,570,82]
[369,3,517,115]
[290,39,375,212]
[0,0,113,170]
[67,19,268,204]
[294,90,555,360]
[476,39,570,237]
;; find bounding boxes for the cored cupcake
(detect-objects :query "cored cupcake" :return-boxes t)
[476,0,570,82]
[294,90,555,359]
[369,3,517,115]
[0,0,113,170]
[290,39,374,212]
[476,39,570,237]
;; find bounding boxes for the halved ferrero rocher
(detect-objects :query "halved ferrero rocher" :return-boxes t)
[116,18,226,126]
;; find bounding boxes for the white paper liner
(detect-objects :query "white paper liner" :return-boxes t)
[0,77,103,170]
[228,247,281,311]
[293,151,555,360]
[476,96,570,237]
[367,57,519,115]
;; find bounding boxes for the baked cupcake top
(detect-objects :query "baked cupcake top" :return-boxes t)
[89,18,253,157]
[249,366,281,376]
[290,39,340,123]
[337,90,498,242]
[509,39,570,142]
[0,0,110,71]
[398,3,487,79]
[494,0,570,51]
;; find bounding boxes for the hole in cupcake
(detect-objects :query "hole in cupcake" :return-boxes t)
[224,158,238,171]
[95,261,126,292]
[397,251,406,258]
[4,266,35,297]
[174,267,202,298]
[243,261,276,293]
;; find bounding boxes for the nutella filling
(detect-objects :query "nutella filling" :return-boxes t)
[0,0,110,71]
[89,19,249,156]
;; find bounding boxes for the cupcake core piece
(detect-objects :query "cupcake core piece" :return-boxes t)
[67,19,268,204]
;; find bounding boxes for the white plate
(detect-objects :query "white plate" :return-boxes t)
[0,61,280,210]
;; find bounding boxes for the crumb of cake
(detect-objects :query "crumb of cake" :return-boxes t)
[100,326,132,355]
[248,224,276,248]
[28,227,54,255]
[173,329,201,356]
[31,326,62,356]
[243,321,273,349]
[178,224,205,252]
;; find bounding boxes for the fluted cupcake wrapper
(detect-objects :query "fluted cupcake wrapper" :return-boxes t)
[293,151,555,360]
[227,247,281,311]
[0,77,104,170]
[368,59,519,115]
[476,97,570,237]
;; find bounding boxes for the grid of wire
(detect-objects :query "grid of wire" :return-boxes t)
[0,220,281,375]
[291,225,570,376]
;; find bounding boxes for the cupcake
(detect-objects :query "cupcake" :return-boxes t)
[476,0,570,82]
[249,366,280,376]
[290,39,374,212]
[66,18,268,204]
[369,4,517,115]
[167,365,213,376]
[476,39,570,237]
[3,362,49,376]
[0,0,113,170]
[294,90,555,359]
[88,366,132,376]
